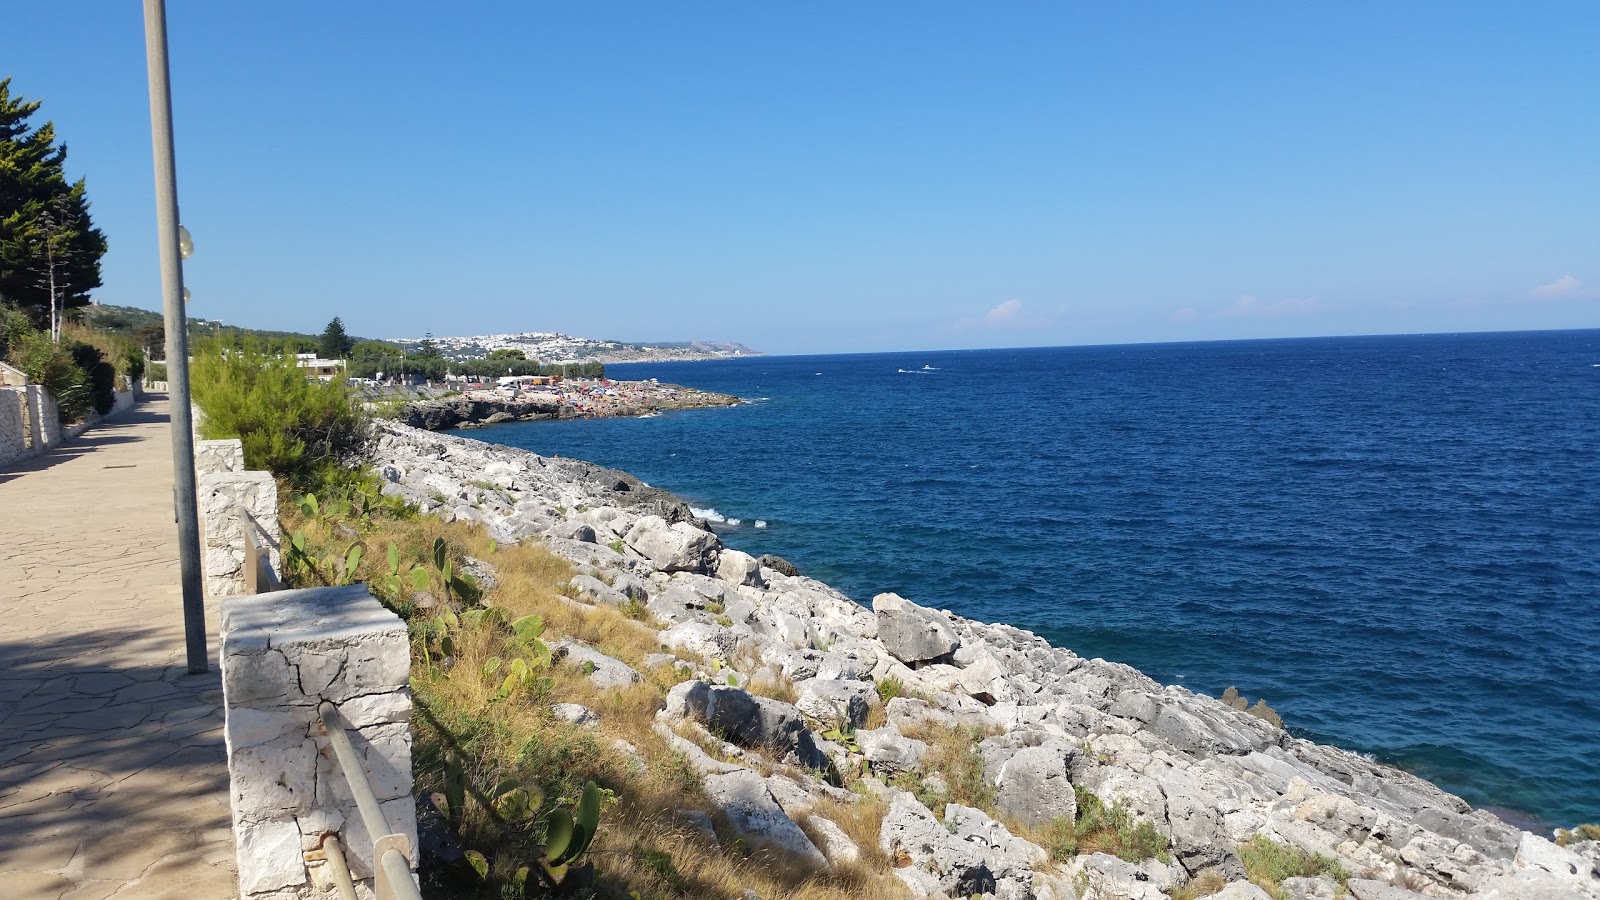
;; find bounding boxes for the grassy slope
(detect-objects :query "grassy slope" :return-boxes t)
[284,503,902,900]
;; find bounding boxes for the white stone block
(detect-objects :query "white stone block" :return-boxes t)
[235,818,307,894]
[221,586,416,896]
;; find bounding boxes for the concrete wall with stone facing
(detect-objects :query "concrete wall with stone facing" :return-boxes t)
[201,466,280,597]
[221,585,418,899]
[197,437,246,476]
[0,387,28,467]
[0,384,65,469]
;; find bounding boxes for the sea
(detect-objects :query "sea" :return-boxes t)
[449,329,1600,829]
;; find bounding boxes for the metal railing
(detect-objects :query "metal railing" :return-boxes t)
[240,508,280,594]
[318,700,421,900]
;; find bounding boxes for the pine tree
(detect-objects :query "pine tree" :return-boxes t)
[320,316,353,359]
[0,78,108,324]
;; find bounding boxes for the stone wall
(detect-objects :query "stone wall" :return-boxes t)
[200,469,280,597]
[197,437,247,476]
[0,387,27,467]
[221,585,418,899]
[0,384,65,469]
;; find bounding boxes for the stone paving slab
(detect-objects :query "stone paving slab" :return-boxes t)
[0,399,237,898]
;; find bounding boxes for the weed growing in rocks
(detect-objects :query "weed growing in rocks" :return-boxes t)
[1030,786,1171,864]
[1238,834,1349,898]
[1556,823,1600,846]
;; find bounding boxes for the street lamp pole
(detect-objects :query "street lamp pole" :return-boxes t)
[143,0,208,674]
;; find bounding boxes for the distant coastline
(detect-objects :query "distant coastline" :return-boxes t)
[394,378,741,431]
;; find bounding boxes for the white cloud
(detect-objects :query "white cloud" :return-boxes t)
[953,298,1038,331]
[1530,275,1584,299]
[1172,294,1323,322]
[986,298,1023,324]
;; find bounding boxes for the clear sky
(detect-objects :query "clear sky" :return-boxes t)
[6,2,1597,354]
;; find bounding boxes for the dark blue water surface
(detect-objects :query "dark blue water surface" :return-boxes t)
[453,331,1600,827]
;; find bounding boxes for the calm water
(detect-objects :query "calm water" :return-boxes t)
[453,331,1600,827]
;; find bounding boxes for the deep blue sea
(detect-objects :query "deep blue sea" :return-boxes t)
[453,330,1600,828]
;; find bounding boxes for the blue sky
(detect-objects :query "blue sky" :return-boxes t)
[6,2,1596,354]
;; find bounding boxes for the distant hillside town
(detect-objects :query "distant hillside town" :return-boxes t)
[387,331,759,364]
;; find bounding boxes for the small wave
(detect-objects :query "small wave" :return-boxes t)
[754,519,768,529]
[690,506,727,523]
[725,517,742,526]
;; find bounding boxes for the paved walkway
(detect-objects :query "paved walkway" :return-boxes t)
[0,399,237,899]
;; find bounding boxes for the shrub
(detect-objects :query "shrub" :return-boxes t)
[190,339,373,493]
[68,342,115,414]
[1556,823,1600,846]
[875,675,905,705]
[1238,834,1349,897]
[2,313,90,421]
[1057,786,1172,864]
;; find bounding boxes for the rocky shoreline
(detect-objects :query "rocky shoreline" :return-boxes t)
[372,421,1599,900]
[397,381,741,431]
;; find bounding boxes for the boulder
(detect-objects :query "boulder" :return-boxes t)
[660,622,740,660]
[873,593,959,666]
[857,725,928,777]
[567,574,627,606]
[989,740,1078,829]
[878,792,996,898]
[716,548,766,588]
[648,586,716,624]
[886,697,959,733]
[625,515,720,573]
[553,521,597,543]
[701,769,825,866]
[553,640,642,689]
[794,679,873,731]
[1070,853,1168,900]
[758,554,799,577]
[943,802,1048,886]
[611,572,650,602]
[805,815,860,866]
[551,703,599,726]
[663,681,829,771]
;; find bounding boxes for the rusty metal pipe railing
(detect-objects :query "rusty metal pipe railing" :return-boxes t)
[322,834,359,900]
[318,701,421,900]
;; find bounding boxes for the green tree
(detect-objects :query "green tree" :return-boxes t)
[319,316,353,359]
[487,348,526,360]
[190,338,373,493]
[0,79,107,325]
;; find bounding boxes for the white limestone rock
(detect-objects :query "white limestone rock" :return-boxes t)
[702,769,825,866]
[626,514,721,573]
[872,592,959,665]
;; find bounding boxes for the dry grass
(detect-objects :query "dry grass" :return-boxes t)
[892,720,1003,814]
[283,504,907,899]
[1167,867,1227,900]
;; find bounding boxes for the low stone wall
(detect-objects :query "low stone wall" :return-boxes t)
[0,387,28,468]
[221,585,418,899]
[197,437,246,475]
[196,437,280,597]
[0,384,66,469]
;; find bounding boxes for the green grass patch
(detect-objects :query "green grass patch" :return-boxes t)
[1035,787,1171,864]
[1238,834,1349,898]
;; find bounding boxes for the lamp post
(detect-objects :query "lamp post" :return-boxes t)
[143,0,208,674]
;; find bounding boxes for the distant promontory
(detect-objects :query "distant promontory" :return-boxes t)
[389,331,759,365]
